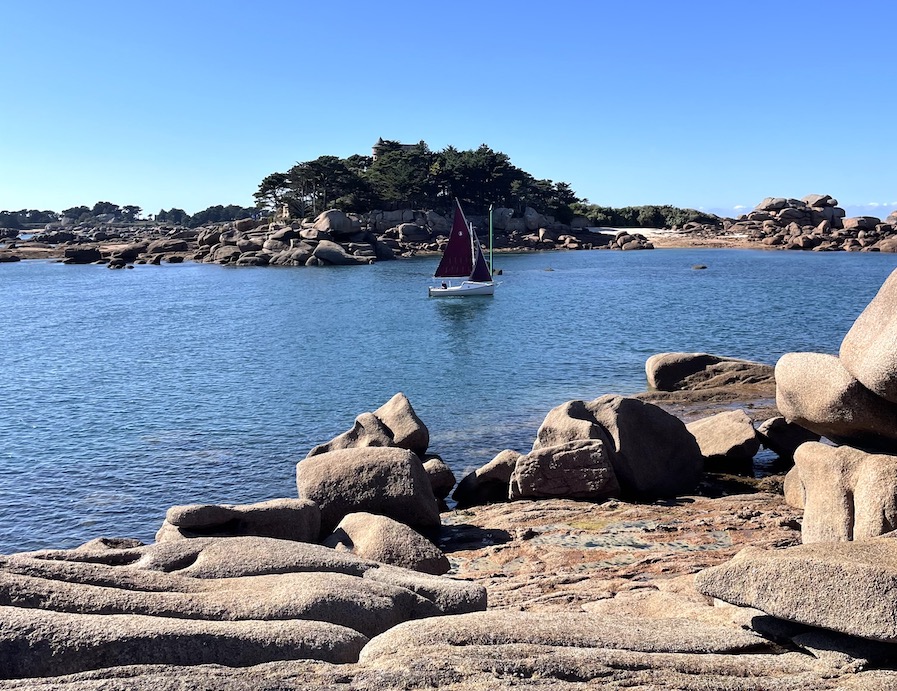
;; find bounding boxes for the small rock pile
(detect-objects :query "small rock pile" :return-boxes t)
[607,230,654,250]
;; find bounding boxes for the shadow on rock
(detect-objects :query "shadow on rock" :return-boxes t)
[437,524,512,553]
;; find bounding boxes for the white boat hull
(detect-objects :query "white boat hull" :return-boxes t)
[428,281,495,297]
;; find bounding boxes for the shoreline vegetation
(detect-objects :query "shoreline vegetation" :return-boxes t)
[2,193,897,268]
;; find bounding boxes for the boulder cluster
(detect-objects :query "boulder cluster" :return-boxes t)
[680,194,897,252]
[771,267,897,541]
[0,206,617,267]
[0,392,485,680]
[694,267,897,656]
[0,361,790,684]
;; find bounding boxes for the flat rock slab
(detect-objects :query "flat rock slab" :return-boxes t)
[0,606,366,679]
[441,494,800,611]
[0,569,437,638]
[6,494,894,690]
[695,538,897,642]
[2,653,885,690]
[0,536,487,679]
[646,352,775,392]
[359,611,772,660]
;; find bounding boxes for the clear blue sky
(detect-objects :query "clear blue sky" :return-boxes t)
[2,0,895,219]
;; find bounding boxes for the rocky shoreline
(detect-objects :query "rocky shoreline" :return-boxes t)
[2,194,896,267]
[3,267,897,688]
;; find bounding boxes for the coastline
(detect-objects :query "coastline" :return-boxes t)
[0,231,840,265]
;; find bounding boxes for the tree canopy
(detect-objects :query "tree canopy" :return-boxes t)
[255,141,582,220]
[255,140,717,229]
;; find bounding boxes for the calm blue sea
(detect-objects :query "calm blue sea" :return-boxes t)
[2,248,896,553]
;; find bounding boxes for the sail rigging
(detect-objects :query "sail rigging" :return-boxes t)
[429,199,495,296]
[434,200,492,282]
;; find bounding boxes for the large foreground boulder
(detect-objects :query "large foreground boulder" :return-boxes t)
[360,611,770,663]
[696,537,897,642]
[296,447,440,536]
[509,439,620,500]
[591,395,703,497]
[533,396,703,498]
[791,442,897,543]
[840,267,897,403]
[775,352,897,452]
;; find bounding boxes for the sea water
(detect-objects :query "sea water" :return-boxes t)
[1,248,895,553]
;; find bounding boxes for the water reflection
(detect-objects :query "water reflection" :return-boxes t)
[432,298,493,355]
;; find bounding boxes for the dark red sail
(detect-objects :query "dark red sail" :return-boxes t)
[434,200,475,279]
[434,200,492,282]
[469,228,493,282]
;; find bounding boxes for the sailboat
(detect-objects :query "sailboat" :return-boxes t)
[428,199,495,296]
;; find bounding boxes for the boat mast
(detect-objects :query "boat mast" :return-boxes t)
[469,217,476,280]
[488,203,494,276]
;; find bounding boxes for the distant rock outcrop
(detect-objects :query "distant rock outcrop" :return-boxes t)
[678,194,897,252]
